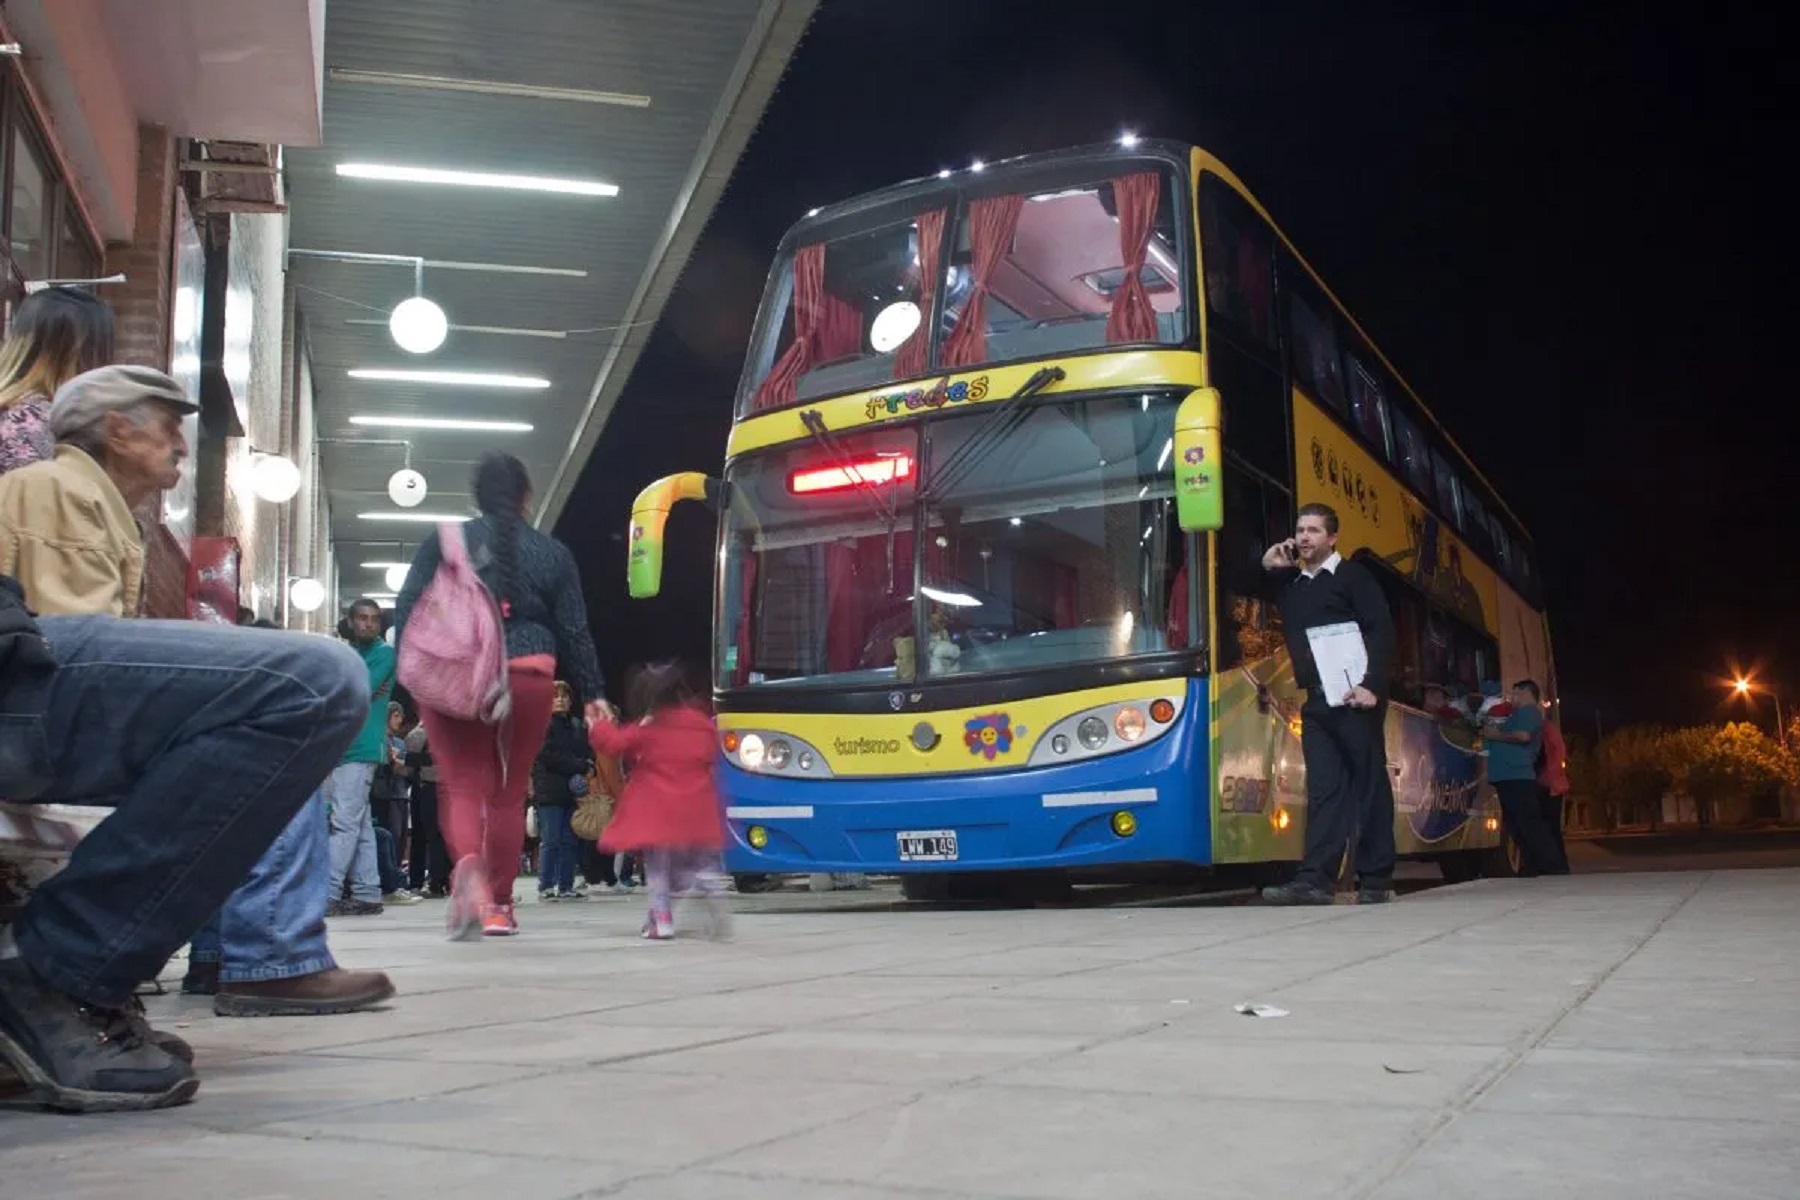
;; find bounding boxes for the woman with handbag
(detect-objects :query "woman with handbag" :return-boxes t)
[532,681,594,901]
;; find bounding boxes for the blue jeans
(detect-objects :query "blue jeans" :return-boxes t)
[189,790,335,983]
[536,805,576,894]
[324,761,381,903]
[0,617,366,1008]
[374,824,404,894]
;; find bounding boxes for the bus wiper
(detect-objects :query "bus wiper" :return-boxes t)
[924,365,1065,502]
[799,408,906,591]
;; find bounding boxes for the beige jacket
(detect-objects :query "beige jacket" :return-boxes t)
[0,445,143,617]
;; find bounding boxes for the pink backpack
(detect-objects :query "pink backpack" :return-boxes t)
[397,521,512,725]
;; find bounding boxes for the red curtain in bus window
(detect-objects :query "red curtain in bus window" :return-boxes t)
[1165,563,1189,649]
[942,193,1025,368]
[1105,172,1160,344]
[733,553,758,685]
[752,243,827,411]
[894,208,946,379]
[1052,563,1079,630]
[825,542,860,671]
[815,291,862,365]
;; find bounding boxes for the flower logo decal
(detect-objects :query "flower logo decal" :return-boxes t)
[963,712,1015,761]
[1183,445,1206,465]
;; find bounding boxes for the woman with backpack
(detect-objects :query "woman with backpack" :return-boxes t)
[393,452,609,939]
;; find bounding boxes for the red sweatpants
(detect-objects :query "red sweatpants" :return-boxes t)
[419,666,556,905]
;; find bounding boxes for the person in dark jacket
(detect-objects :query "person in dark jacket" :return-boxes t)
[393,451,610,940]
[1257,502,1400,906]
[533,680,594,901]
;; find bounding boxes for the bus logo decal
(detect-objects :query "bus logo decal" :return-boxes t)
[864,374,991,420]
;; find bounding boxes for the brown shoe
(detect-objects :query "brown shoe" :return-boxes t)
[213,968,395,1018]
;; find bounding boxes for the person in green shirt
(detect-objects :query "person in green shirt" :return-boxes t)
[325,598,397,914]
[1485,679,1565,877]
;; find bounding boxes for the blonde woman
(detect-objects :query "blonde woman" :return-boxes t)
[0,287,115,474]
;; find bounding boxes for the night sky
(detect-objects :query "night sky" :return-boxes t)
[557,0,1781,736]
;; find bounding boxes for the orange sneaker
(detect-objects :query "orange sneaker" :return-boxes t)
[481,904,519,937]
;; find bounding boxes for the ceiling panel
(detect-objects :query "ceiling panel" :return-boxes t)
[283,0,817,607]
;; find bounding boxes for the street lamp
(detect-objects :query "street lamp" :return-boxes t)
[1730,676,1788,751]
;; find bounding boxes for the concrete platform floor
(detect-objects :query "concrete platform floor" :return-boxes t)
[1,869,1795,1199]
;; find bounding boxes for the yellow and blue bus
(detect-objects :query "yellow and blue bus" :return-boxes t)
[627,140,1555,896]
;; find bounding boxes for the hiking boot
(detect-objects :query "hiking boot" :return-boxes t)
[0,959,198,1113]
[213,968,396,1018]
[181,960,220,996]
[123,996,195,1064]
[1260,881,1336,906]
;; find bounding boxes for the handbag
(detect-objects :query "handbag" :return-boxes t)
[570,788,614,842]
[525,805,539,839]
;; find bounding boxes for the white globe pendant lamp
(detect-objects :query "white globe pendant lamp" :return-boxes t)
[389,294,448,354]
[384,563,410,592]
[388,467,428,507]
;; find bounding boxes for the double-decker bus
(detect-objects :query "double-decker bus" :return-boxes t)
[626,140,1555,896]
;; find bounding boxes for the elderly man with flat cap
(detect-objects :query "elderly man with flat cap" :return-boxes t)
[0,364,195,615]
[0,364,393,1038]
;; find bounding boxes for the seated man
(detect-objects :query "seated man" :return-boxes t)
[0,364,391,1020]
[0,578,372,1111]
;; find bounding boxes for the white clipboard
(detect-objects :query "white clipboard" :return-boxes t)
[1305,622,1368,707]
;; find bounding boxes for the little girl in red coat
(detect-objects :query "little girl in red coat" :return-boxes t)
[588,662,729,940]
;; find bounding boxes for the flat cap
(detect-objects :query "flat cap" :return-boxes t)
[49,364,198,440]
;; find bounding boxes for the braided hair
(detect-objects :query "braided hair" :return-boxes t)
[471,451,531,616]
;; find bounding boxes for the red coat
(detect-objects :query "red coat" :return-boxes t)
[589,704,725,852]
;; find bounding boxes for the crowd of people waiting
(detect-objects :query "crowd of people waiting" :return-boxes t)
[0,286,729,1115]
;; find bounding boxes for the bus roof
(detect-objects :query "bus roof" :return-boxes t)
[780,138,1533,547]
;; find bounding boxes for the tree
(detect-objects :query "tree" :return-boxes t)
[1656,723,1796,827]
[1590,725,1676,831]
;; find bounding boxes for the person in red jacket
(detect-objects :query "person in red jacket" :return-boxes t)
[589,661,729,940]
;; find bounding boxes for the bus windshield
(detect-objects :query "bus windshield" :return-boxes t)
[719,393,1182,690]
[738,163,1188,416]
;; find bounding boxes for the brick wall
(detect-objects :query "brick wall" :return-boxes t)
[103,124,176,369]
[103,124,187,616]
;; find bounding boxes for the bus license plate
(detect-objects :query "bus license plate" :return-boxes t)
[897,830,958,862]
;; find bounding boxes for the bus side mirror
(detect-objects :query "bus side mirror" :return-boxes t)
[627,472,717,599]
[1173,386,1223,532]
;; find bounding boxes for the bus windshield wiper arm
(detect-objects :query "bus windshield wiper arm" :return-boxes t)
[799,409,909,592]
[923,365,1065,502]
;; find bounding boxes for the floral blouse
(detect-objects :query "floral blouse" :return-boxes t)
[0,396,54,475]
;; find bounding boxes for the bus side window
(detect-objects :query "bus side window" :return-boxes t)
[1212,337,1287,484]
[1365,557,1425,708]
[1218,466,1288,671]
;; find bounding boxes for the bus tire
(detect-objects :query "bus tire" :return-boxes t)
[1438,852,1481,884]
[1476,836,1522,879]
[900,874,956,902]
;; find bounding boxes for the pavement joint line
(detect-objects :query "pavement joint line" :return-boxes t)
[1343,872,1712,1200]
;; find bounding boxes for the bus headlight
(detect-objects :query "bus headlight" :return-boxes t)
[765,739,792,769]
[738,733,766,769]
[798,750,815,771]
[1114,706,1147,742]
[746,825,769,849]
[1111,810,1138,837]
[1150,698,1176,723]
[1077,716,1109,750]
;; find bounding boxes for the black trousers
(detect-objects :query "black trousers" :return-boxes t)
[1494,779,1565,876]
[1540,790,1570,873]
[408,782,452,893]
[1298,696,1397,890]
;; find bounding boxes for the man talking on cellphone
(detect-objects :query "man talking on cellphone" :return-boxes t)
[1259,502,1399,905]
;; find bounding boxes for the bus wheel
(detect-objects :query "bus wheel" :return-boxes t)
[900,874,956,902]
[1476,836,1522,878]
[1438,852,1481,884]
